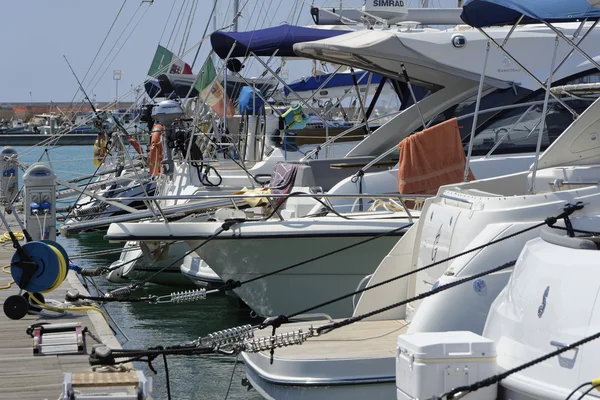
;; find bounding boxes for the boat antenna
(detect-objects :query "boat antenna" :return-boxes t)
[63,55,102,122]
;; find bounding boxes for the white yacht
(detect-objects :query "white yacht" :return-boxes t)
[233,21,600,399]
[107,18,600,308]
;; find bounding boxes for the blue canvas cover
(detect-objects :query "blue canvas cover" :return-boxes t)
[238,86,265,115]
[461,0,600,28]
[283,71,384,97]
[211,24,348,59]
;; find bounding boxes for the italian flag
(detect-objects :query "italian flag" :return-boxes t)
[194,58,234,118]
[147,45,192,77]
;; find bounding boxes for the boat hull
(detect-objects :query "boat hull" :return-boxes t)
[187,225,406,318]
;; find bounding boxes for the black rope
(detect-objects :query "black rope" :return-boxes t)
[202,132,263,185]
[566,383,593,400]
[104,220,242,300]
[217,223,412,293]
[259,222,543,332]
[66,291,153,303]
[434,331,600,399]
[258,203,584,337]
[163,354,172,400]
[551,225,600,237]
[576,383,600,400]
[317,260,516,335]
[89,344,216,369]
[224,355,239,400]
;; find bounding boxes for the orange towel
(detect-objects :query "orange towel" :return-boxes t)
[398,118,475,195]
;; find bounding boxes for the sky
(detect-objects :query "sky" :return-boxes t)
[0,0,454,104]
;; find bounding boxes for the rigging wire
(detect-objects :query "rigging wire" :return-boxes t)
[159,0,178,44]
[179,0,199,57]
[67,0,129,109]
[89,4,153,94]
[168,0,189,49]
[190,0,219,68]
[84,2,145,97]
[171,0,190,50]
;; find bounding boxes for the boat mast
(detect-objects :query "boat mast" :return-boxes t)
[233,0,239,32]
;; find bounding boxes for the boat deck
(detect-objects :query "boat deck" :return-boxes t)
[254,318,409,360]
[0,213,143,399]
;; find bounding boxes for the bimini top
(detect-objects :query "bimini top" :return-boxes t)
[210,24,349,59]
[461,0,600,28]
[284,70,384,97]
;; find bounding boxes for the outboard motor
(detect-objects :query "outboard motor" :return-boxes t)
[151,100,184,126]
[151,100,185,176]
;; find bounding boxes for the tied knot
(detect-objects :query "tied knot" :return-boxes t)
[222,279,241,291]
[560,201,584,217]
[351,170,365,183]
[221,218,246,231]
[545,216,558,226]
[259,315,289,330]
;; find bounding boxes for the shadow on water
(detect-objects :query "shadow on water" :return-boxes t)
[58,233,263,400]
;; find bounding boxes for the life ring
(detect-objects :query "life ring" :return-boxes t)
[93,135,107,167]
[149,123,164,176]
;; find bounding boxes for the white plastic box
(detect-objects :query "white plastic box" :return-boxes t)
[396,331,497,400]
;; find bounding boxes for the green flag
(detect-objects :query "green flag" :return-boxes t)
[147,45,174,77]
[193,57,233,117]
[194,57,217,93]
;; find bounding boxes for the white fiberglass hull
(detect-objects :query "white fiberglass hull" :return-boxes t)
[107,241,195,287]
[484,219,600,400]
[242,318,408,400]
[106,213,413,318]
[180,252,223,288]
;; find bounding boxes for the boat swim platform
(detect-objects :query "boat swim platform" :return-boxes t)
[0,214,146,399]
[254,318,409,360]
[0,134,98,146]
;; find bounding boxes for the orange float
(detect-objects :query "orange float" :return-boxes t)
[149,123,164,176]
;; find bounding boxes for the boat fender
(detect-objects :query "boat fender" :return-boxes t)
[149,123,164,176]
[93,134,107,167]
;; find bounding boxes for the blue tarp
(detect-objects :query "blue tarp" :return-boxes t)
[283,71,384,97]
[238,86,265,115]
[461,0,600,28]
[210,24,348,59]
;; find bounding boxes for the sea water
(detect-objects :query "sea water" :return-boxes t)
[13,145,262,400]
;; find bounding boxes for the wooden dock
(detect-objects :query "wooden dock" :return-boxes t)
[0,134,98,146]
[0,214,146,399]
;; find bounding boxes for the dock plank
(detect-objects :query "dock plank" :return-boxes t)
[0,213,144,399]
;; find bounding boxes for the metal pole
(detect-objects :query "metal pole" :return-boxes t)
[478,28,578,118]
[464,41,490,181]
[529,36,560,193]
[400,64,426,130]
[549,20,598,81]
[543,22,600,73]
[350,67,370,134]
[485,104,536,157]
[223,69,228,134]
[252,53,330,148]
[233,0,239,32]
[304,65,343,104]
[364,77,388,121]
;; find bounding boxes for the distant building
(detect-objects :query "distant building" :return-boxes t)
[0,102,135,121]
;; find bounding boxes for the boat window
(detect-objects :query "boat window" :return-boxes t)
[467,71,600,156]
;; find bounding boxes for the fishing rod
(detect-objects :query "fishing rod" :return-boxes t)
[63,55,103,123]
[64,55,136,139]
